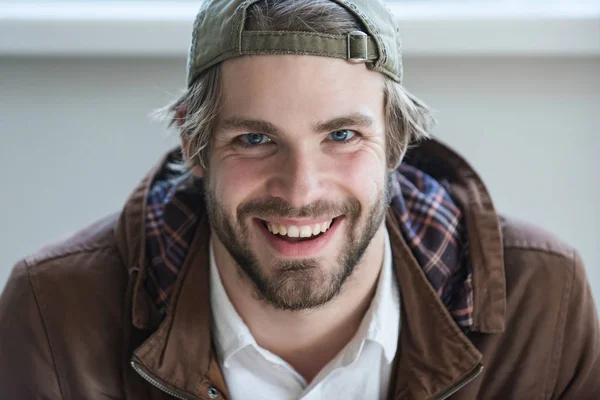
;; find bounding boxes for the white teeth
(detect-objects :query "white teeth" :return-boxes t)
[312,224,321,235]
[299,226,312,238]
[266,219,335,239]
[320,221,328,233]
[287,226,300,238]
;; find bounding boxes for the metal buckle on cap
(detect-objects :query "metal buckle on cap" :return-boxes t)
[347,30,368,63]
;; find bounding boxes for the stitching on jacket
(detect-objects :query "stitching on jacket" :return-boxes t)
[25,259,67,399]
[25,245,117,269]
[502,244,573,260]
[541,249,575,399]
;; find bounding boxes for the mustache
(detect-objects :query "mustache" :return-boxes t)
[237,197,361,220]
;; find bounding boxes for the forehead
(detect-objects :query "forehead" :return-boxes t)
[218,55,385,128]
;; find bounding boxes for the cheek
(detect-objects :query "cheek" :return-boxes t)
[209,158,268,209]
[335,150,385,203]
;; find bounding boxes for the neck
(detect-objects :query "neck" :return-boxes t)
[212,225,386,383]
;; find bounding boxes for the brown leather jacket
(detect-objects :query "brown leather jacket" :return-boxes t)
[1,140,598,400]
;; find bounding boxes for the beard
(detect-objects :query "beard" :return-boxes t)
[204,173,393,311]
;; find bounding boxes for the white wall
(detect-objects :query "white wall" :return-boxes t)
[0,55,598,308]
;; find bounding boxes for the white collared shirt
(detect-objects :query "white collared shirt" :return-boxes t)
[209,228,400,400]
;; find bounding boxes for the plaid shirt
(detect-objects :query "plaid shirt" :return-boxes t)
[145,155,473,329]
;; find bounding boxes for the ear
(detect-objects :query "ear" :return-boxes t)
[386,155,401,173]
[175,105,187,127]
[387,156,403,172]
[386,142,408,172]
[181,139,205,178]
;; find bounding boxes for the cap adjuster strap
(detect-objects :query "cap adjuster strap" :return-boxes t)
[347,30,369,63]
[241,31,377,64]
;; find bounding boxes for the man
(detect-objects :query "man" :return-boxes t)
[1,0,598,399]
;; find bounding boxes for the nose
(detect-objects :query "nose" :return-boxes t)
[266,145,326,208]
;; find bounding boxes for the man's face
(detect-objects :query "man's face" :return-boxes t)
[203,55,389,311]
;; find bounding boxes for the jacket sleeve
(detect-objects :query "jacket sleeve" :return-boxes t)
[0,260,64,399]
[551,251,600,399]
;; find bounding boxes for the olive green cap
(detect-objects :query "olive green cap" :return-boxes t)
[186,0,403,87]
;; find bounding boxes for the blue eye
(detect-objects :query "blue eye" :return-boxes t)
[329,130,356,142]
[240,133,271,146]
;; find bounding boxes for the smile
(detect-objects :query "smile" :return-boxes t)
[254,217,342,257]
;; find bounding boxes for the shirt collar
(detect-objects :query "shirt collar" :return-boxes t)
[366,227,400,362]
[209,242,257,367]
[343,227,400,364]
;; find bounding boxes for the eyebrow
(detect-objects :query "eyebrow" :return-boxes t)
[219,112,375,136]
[314,113,375,133]
[220,117,281,136]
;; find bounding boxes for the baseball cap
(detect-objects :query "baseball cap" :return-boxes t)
[186,0,403,87]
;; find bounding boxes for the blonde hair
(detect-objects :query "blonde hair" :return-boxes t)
[158,0,435,171]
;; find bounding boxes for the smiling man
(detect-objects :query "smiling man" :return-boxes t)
[208,54,390,313]
[1,0,599,399]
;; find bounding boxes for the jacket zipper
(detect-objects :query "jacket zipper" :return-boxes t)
[131,360,202,400]
[432,364,484,400]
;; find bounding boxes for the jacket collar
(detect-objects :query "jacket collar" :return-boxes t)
[130,211,223,399]
[403,139,506,334]
[116,138,505,399]
[386,210,482,399]
[115,150,170,330]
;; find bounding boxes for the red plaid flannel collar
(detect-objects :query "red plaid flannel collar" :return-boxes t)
[144,156,473,329]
